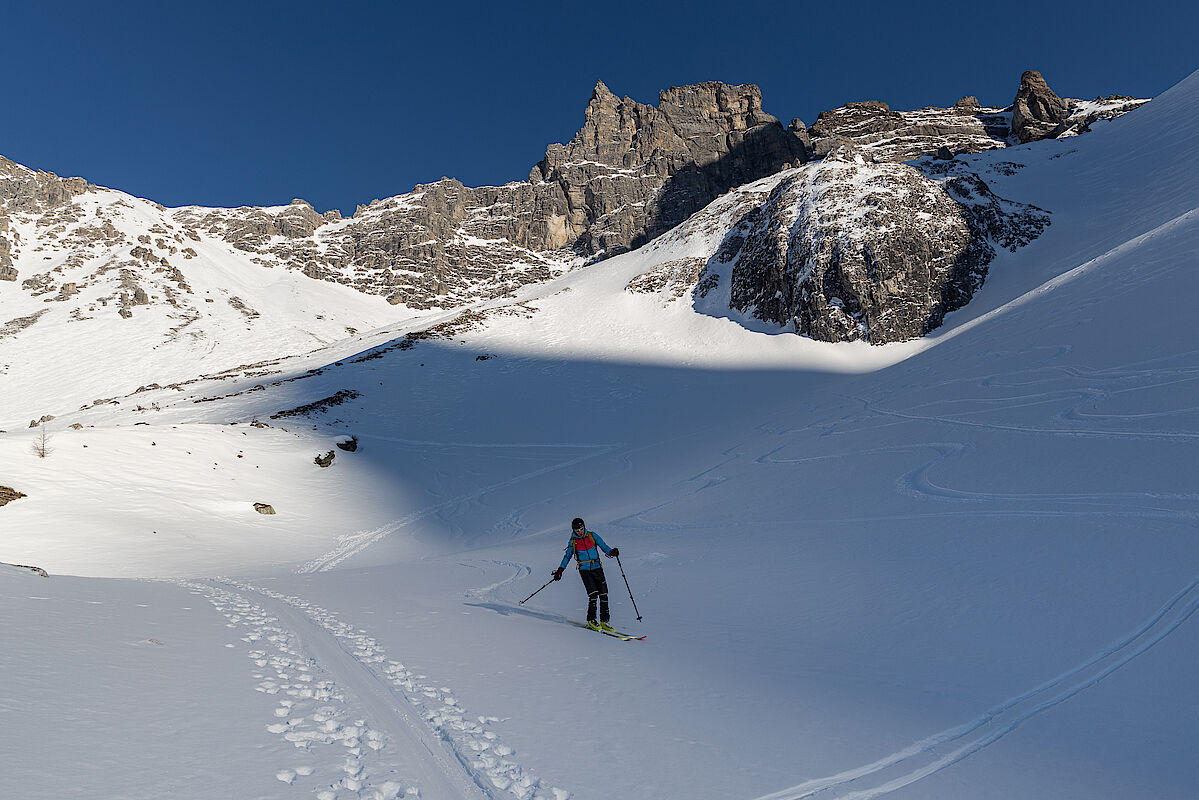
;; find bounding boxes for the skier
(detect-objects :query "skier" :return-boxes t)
[552,517,620,632]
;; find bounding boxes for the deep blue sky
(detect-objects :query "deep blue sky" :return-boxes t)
[3,0,1195,215]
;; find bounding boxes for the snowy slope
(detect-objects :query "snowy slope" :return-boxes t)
[1,70,1198,800]
[0,184,417,428]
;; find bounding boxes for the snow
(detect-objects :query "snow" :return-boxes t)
[2,69,1198,800]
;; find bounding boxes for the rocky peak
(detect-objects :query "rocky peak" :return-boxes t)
[531,80,807,255]
[1010,70,1070,143]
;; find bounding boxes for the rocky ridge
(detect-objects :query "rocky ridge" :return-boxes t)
[166,81,808,310]
[1,71,1147,351]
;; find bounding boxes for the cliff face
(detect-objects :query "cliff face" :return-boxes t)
[533,81,809,255]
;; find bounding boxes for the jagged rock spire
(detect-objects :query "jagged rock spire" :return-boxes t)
[1011,70,1071,143]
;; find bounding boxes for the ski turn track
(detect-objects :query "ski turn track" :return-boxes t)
[750,571,1199,800]
[180,579,567,800]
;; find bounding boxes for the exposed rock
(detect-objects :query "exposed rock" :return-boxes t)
[1011,70,1070,143]
[0,486,27,506]
[727,149,1050,343]
[0,156,92,212]
[625,257,710,300]
[0,233,13,279]
[271,389,361,419]
[789,119,812,151]
[314,451,335,468]
[536,81,809,255]
[808,101,906,140]
[253,502,276,515]
[180,81,807,311]
[808,99,1010,162]
[1051,95,1151,138]
[335,436,359,452]
[0,562,47,577]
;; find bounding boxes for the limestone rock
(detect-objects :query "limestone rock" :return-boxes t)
[1011,70,1070,143]
[727,155,1050,344]
[953,96,981,113]
[808,101,906,140]
[531,80,809,256]
[807,98,1010,162]
[0,156,92,212]
[0,234,13,279]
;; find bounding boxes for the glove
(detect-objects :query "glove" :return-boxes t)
[608,548,619,558]
[552,568,564,581]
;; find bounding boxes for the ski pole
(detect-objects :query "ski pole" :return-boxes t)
[614,554,643,621]
[519,577,556,606]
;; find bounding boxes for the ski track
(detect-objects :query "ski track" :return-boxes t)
[298,442,621,574]
[462,560,532,604]
[749,570,1199,800]
[178,579,567,800]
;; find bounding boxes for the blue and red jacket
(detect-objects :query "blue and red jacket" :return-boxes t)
[560,528,612,571]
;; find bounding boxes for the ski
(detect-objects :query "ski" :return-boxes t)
[570,621,646,641]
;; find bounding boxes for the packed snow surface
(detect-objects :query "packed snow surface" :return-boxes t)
[2,70,1198,800]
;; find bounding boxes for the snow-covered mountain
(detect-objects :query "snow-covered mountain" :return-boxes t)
[1,67,1195,800]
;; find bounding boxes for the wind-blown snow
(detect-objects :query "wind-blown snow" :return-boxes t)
[1,69,1197,800]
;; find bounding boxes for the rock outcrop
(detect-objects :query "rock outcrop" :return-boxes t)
[0,156,91,212]
[1,157,93,282]
[1010,70,1071,143]
[725,146,1050,343]
[806,99,1011,162]
[533,81,808,255]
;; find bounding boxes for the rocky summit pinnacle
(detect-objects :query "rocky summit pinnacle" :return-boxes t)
[1011,70,1071,143]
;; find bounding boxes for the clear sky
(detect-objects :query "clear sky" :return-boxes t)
[3,0,1195,216]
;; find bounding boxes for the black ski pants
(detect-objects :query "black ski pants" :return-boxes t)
[579,567,609,623]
